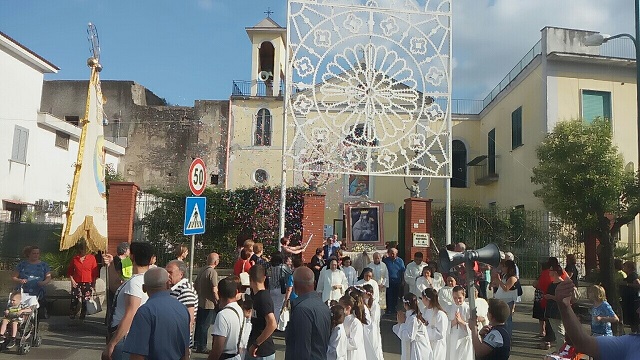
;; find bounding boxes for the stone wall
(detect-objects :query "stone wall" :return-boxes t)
[40,80,229,191]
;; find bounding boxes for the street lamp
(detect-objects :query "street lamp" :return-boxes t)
[584,2,640,168]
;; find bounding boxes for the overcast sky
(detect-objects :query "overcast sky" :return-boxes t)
[0,0,634,105]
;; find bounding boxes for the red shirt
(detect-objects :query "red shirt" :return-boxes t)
[538,269,569,308]
[67,254,98,283]
[233,259,252,276]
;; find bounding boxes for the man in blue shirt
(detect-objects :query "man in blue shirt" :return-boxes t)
[382,248,405,315]
[123,267,190,360]
[556,278,640,360]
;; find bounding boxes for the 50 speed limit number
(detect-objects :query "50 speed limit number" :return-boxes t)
[188,158,206,196]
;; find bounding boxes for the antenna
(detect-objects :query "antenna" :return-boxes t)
[264,7,273,18]
[87,22,102,71]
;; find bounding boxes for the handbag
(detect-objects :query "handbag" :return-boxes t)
[86,290,102,315]
[277,302,290,331]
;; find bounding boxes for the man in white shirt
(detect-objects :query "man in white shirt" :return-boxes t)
[208,276,242,360]
[404,252,426,296]
[103,242,155,360]
[367,252,388,308]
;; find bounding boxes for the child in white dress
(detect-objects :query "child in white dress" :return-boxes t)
[328,305,348,360]
[361,284,384,360]
[445,286,474,360]
[392,293,433,360]
[438,276,456,308]
[421,288,448,360]
[339,294,367,360]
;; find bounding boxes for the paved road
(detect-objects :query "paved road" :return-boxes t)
[0,303,589,359]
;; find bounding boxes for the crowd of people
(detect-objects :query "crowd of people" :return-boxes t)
[8,235,640,360]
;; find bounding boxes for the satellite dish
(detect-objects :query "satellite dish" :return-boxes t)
[259,71,273,82]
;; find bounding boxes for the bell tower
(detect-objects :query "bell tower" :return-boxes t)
[245,14,286,97]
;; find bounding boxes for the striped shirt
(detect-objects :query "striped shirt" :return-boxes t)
[170,278,198,345]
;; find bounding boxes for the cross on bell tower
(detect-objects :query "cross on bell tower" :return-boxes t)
[264,7,274,18]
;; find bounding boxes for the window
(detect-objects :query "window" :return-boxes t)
[64,116,80,126]
[511,106,523,149]
[451,140,467,188]
[488,128,496,174]
[11,125,29,164]
[254,108,272,146]
[582,90,611,123]
[55,131,70,150]
[254,169,268,184]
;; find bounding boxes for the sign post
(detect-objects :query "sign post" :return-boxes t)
[185,158,207,280]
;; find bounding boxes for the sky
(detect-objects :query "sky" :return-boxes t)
[0,0,635,106]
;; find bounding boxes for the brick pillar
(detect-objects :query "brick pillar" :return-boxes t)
[107,182,139,255]
[404,198,433,262]
[301,192,326,263]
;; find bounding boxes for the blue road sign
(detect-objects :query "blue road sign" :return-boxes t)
[184,197,206,235]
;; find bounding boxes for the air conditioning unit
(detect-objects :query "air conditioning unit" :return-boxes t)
[258,71,273,82]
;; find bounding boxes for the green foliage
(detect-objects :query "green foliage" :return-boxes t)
[431,202,578,279]
[140,186,307,268]
[531,118,640,234]
[41,250,74,278]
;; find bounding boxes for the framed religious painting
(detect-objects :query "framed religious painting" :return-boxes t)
[344,202,384,248]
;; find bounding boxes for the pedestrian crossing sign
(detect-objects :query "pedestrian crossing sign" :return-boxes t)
[184,197,206,235]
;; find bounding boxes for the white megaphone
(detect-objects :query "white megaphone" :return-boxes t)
[258,71,273,82]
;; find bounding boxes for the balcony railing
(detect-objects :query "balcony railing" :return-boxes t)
[232,80,285,97]
[467,155,499,186]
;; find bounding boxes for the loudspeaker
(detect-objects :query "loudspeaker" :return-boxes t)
[439,249,466,273]
[467,243,501,268]
[438,243,501,273]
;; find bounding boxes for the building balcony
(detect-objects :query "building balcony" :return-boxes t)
[467,155,499,185]
[232,80,285,98]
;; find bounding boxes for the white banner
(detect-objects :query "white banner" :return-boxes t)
[61,66,108,251]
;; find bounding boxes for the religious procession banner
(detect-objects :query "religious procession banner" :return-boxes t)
[61,63,108,252]
[284,0,452,178]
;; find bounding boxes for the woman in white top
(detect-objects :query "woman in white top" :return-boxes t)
[392,293,433,360]
[339,294,367,360]
[361,284,384,360]
[342,257,358,287]
[355,268,380,304]
[420,288,448,360]
[491,259,518,337]
[317,259,348,303]
[327,305,348,360]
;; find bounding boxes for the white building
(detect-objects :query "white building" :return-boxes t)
[0,31,124,223]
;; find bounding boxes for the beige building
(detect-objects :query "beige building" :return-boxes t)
[226,21,639,249]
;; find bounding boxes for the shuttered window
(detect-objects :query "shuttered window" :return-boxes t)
[582,90,611,123]
[11,125,29,163]
[511,106,523,149]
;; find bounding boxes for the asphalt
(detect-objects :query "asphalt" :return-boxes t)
[0,302,591,359]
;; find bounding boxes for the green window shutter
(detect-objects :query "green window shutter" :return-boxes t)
[582,90,612,123]
[11,126,29,163]
[511,106,522,149]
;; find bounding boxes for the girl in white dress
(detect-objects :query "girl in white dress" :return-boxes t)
[328,305,348,360]
[445,286,474,360]
[420,288,448,360]
[361,284,384,360]
[339,294,367,360]
[438,275,456,308]
[318,259,349,303]
[342,257,358,286]
[392,293,433,360]
[355,268,380,304]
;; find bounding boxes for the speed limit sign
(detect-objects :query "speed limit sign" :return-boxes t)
[188,158,206,196]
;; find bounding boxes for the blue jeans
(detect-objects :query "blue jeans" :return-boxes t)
[505,301,515,338]
[246,354,275,360]
[194,308,215,350]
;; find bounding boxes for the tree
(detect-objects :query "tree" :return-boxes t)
[532,118,640,331]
